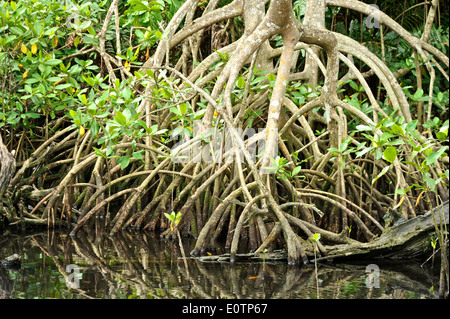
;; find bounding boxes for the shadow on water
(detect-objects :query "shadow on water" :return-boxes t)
[0,228,441,299]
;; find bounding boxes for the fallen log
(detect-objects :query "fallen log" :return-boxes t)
[197,201,449,263]
[320,200,449,261]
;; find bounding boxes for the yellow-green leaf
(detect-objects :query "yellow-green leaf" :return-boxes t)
[31,43,38,54]
[383,146,397,163]
[21,43,27,54]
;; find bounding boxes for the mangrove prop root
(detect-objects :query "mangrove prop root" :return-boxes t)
[2,0,448,268]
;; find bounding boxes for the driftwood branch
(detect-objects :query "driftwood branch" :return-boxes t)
[319,201,449,261]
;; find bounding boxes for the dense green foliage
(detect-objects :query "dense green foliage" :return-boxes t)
[1,0,448,166]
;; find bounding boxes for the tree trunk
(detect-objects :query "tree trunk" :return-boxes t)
[0,135,15,199]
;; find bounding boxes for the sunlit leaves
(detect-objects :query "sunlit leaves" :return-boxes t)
[164,211,183,232]
[383,146,397,163]
[114,111,128,126]
[309,233,321,243]
[426,146,447,166]
[263,156,303,180]
[353,114,448,196]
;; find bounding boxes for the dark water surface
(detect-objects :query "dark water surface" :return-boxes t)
[0,229,441,299]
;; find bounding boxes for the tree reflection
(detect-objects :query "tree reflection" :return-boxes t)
[0,229,440,299]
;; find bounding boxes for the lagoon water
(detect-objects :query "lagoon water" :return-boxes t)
[0,229,440,299]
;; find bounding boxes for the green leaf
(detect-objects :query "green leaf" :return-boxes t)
[86,26,96,36]
[425,176,441,192]
[45,59,63,66]
[93,147,107,158]
[385,139,404,146]
[132,151,143,160]
[405,120,418,133]
[33,20,43,36]
[413,89,423,100]
[79,20,92,30]
[421,159,430,173]
[356,146,374,158]
[426,146,447,165]
[237,76,245,89]
[164,211,177,223]
[115,111,127,125]
[122,87,132,100]
[83,76,95,86]
[328,147,339,154]
[25,112,40,119]
[170,107,182,116]
[372,165,390,185]
[292,166,302,176]
[268,73,276,82]
[10,27,24,36]
[146,69,155,78]
[90,120,99,138]
[309,233,321,243]
[48,76,63,82]
[179,103,188,115]
[55,83,72,90]
[423,147,433,157]
[119,155,130,170]
[349,80,359,91]
[339,139,349,152]
[437,132,447,141]
[96,111,111,119]
[391,124,404,136]
[24,85,33,93]
[380,132,396,141]
[38,83,46,95]
[356,124,372,132]
[44,27,58,36]
[79,94,88,105]
[87,105,97,116]
[383,146,397,163]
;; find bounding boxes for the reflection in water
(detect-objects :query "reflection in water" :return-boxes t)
[0,229,440,299]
